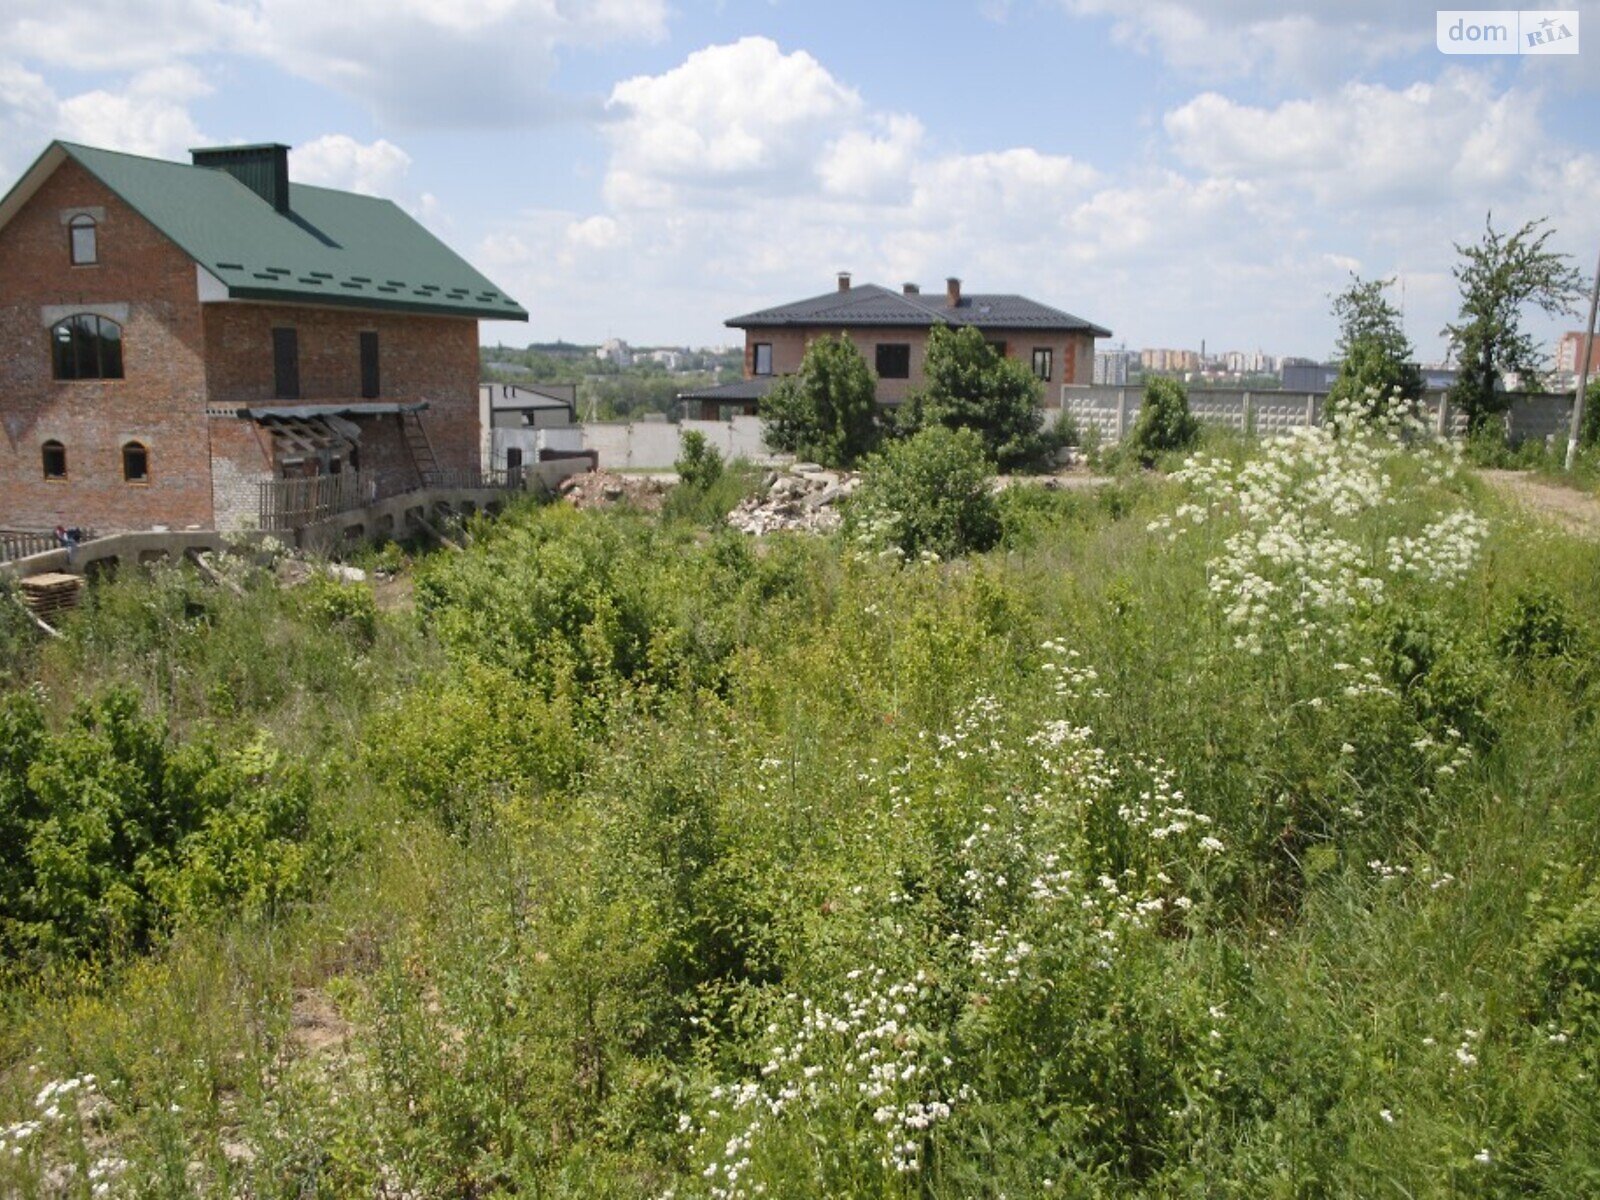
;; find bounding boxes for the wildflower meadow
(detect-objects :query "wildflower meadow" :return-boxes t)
[1,413,1598,1195]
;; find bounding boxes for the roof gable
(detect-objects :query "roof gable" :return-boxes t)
[0,141,526,321]
[728,281,1110,337]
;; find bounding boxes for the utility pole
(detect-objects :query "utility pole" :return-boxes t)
[1567,243,1600,472]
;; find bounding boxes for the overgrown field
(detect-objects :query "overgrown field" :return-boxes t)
[3,422,1600,1196]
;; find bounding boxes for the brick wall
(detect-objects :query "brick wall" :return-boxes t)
[204,303,481,490]
[0,158,212,532]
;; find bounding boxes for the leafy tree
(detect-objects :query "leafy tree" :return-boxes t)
[1326,275,1423,422]
[759,334,879,467]
[899,325,1055,471]
[1444,215,1583,432]
[1128,376,1199,466]
[846,426,1000,561]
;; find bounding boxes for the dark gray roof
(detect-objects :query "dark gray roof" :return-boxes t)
[242,401,427,419]
[482,382,576,411]
[677,377,780,401]
[728,283,1111,337]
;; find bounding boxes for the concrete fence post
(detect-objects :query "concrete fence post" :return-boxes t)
[1116,388,1128,440]
[1436,394,1449,438]
[1242,390,1253,438]
[1305,392,1316,430]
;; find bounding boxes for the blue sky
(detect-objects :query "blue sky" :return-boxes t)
[3,0,1597,363]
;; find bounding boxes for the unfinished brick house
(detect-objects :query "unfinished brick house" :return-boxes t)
[683,273,1110,418]
[0,140,526,535]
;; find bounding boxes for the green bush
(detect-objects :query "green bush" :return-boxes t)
[0,689,327,967]
[846,425,1000,560]
[674,430,724,490]
[1128,377,1199,465]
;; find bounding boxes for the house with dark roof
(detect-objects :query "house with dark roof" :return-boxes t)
[0,140,527,535]
[682,273,1110,418]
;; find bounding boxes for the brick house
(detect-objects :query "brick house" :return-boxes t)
[0,140,526,535]
[683,273,1110,419]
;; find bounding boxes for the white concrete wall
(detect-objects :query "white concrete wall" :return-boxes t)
[581,416,775,471]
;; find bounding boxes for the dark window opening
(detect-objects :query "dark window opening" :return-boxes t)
[360,331,380,399]
[68,215,97,265]
[51,314,123,380]
[505,446,524,472]
[122,441,149,482]
[272,327,300,399]
[1032,348,1053,382]
[42,440,66,480]
[875,343,911,379]
[753,342,773,376]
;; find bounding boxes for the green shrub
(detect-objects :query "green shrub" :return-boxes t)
[846,426,1000,560]
[759,333,879,467]
[1498,587,1581,662]
[0,689,328,967]
[674,430,724,490]
[897,325,1057,471]
[300,576,378,644]
[1128,377,1199,465]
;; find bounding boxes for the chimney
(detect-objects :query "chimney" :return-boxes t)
[837,271,852,292]
[946,277,962,308]
[903,282,920,295]
[191,143,292,214]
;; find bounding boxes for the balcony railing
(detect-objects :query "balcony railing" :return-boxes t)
[1,530,64,565]
[258,467,529,532]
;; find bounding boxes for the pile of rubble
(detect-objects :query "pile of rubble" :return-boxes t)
[727,465,858,535]
[558,470,668,513]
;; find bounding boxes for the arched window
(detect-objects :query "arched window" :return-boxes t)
[51,314,123,380]
[122,441,149,483]
[68,214,97,264]
[41,440,66,480]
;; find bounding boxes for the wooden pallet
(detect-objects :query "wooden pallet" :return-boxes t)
[19,572,84,618]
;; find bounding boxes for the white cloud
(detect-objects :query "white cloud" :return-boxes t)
[1163,72,1544,204]
[0,60,209,176]
[1058,1,1436,87]
[0,0,669,126]
[291,134,413,197]
[605,37,861,200]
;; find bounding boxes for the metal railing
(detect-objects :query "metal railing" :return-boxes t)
[259,467,529,532]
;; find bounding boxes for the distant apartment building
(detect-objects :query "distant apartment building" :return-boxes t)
[1093,349,1137,385]
[595,337,633,367]
[646,348,683,370]
[1556,330,1600,382]
[1140,348,1201,373]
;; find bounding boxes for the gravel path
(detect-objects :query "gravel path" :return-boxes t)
[1479,469,1600,538]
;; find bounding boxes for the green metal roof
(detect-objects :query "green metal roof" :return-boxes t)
[51,142,527,322]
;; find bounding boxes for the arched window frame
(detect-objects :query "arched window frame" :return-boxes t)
[68,214,97,265]
[51,313,124,381]
[122,440,149,484]
[41,440,67,481]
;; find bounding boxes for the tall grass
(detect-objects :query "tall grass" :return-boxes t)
[1,435,1598,1195]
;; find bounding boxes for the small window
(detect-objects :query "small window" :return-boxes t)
[51,314,123,380]
[42,440,67,480]
[122,441,149,482]
[875,343,910,379]
[505,446,524,472]
[68,215,97,265]
[272,327,300,399]
[1032,348,1053,382]
[360,331,380,399]
[753,342,773,376]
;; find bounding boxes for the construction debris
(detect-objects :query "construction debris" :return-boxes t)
[726,467,858,536]
[558,470,668,513]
